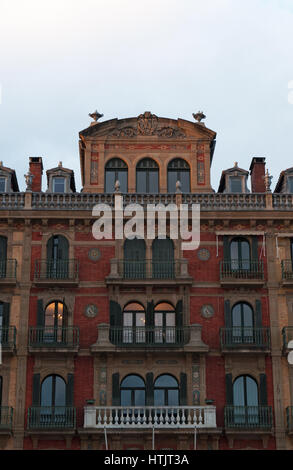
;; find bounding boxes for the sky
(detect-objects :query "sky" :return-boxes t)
[0,0,292,191]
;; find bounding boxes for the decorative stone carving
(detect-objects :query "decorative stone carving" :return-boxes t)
[84,304,98,318]
[193,111,206,123]
[89,110,103,122]
[111,112,186,138]
[201,304,214,319]
[88,248,101,261]
[197,248,210,261]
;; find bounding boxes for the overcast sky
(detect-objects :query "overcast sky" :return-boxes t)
[0,0,292,191]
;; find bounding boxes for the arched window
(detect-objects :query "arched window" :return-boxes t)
[44,301,67,343]
[230,237,250,270]
[47,235,69,279]
[122,303,145,344]
[40,375,67,425]
[123,238,146,279]
[136,158,159,193]
[154,303,175,344]
[154,375,179,406]
[152,238,174,279]
[0,236,7,278]
[105,158,128,193]
[231,302,254,344]
[120,375,145,406]
[233,375,259,425]
[167,158,190,193]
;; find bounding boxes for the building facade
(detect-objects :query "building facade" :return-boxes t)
[0,111,293,450]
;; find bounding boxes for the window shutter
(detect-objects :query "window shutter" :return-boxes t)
[109,301,122,344]
[46,237,54,260]
[224,300,231,328]
[32,374,41,406]
[0,236,7,260]
[146,372,154,406]
[112,373,120,406]
[37,299,44,327]
[180,373,187,406]
[0,376,2,407]
[175,300,183,343]
[146,301,154,327]
[2,303,10,328]
[225,373,233,405]
[259,373,268,406]
[252,236,258,261]
[255,299,262,328]
[223,236,230,261]
[66,373,74,406]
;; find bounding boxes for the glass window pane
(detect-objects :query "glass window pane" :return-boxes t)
[230,241,238,260]
[168,390,179,406]
[232,304,242,327]
[155,375,178,387]
[123,313,133,327]
[155,313,163,326]
[53,177,65,193]
[0,178,6,192]
[105,171,115,192]
[121,375,145,388]
[121,390,132,406]
[54,376,66,406]
[246,377,258,406]
[0,303,3,327]
[166,313,175,326]
[230,177,242,193]
[41,376,53,406]
[136,171,146,193]
[180,171,190,193]
[168,171,177,193]
[149,171,158,193]
[243,304,253,327]
[154,389,165,406]
[288,177,293,193]
[134,390,145,406]
[136,312,145,327]
[233,377,245,406]
[118,171,127,193]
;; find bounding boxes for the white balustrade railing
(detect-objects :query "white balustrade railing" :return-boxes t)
[84,406,216,429]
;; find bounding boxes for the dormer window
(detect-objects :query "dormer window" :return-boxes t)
[53,177,65,193]
[0,177,6,192]
[229,176,242,193]
[288,176,293,193]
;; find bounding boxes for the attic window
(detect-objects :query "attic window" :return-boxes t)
[288,176,293,193]
[0,177,6,192]
[229,176,242,193]
[53,177,65,193]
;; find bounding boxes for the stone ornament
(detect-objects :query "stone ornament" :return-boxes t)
[111,111,186,138]
[88,248,101,261]
[84,304,98,318]
[197,248,210,261]
[201,304,214,319]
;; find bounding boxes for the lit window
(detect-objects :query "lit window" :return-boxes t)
[230,177,242,193]
[53,177,65,193]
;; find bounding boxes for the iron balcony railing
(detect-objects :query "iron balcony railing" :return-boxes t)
[286,406,293,431]
[84,405,217,429]
[282,327,293,350]
[0,259,17,279]
[220,259,264,281]
[27,406,76,429]
[119,260,179,279]
[34,259,79,281]
[0,407,13,430]
[29,327,79,348]
[109,326,190,347]
[220,327,270,350]
[281,260,293,281]
[0,327,17,349]
[224,406,272,429]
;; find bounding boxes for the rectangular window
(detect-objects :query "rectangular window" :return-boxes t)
[288,177,293,193]
[53,177,65,193]
[0,177,6,192]
[230,177,242,193]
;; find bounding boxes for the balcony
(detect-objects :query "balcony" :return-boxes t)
[91,323,208,353]
[286,407,293,434]
[0,327,17,353]
[224,406,272,430]
[281,260,293,285]
[220,327,270,353]
[0,407,13,433]
[27,406,76,430]
[34,259,79,287]
[106,259,192,285]
[28,326,79,353]
[282,327,293,352]
[219,260,264,287]
[0,259,17,285]
[84,405,217,429]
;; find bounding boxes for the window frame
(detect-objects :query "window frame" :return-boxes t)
[52,177,66,193]
[136,158,159,194]
[105,158,128,193]
[167,158,190,193]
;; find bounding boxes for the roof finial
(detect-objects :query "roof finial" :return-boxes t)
[89,110,103,122]
[263,169,273,193]
[58,161,63,168]
[192,111,206,123]
[234,161,238,167]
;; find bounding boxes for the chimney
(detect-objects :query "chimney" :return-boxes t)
[29,157,43,192]
[249,157,266,193]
